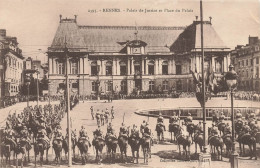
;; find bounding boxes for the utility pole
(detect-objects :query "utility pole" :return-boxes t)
[200,0,207,153]
[64,39,72,166]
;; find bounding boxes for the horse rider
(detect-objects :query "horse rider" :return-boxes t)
[143,123,151,138]
[235,110,243,121]
[79,126,86,137]
[53,125,63,140]
[90,106,94,120]
[106,127,117,140]
[169,112,179,124]
[111,106,115,119]
[242,122,251,134]
[37,123,50,146]
[224,123,231,135]
[140,120,147,135]
[16,114,23,128]
[130,124,140,139]
[119,123,128,139]
[196,121,203,133]
[93,125,103,139]
[184,113,193,126]
[210,126,219,137]
[107,122,113,134]
[78,127,91,146]
[219,112,225,123]
[20,125,32,148]
[157,114,166,131]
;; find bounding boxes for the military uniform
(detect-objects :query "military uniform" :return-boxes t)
[131,126,139,138]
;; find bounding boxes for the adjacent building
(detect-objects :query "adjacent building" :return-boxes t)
[231,36,260,91]
[47,16,231,97]
[0,29,24,98]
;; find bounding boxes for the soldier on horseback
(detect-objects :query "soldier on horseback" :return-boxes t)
[157,114,166,129]
[143,123,151,138]
[185,113,193,125]
[210,126,219,136]
[196,121,203,133]
[37,123,50,146]
[93,125,103,139]
[235,110,243,121]
[242,122,251,134]
[140,120,147,135]
[78,127,91,146]
[131,124,140,138]
[53,125,63,140]
[219,112,225,123]
[119,123,128,139]
[107,122,113,134]
[169,112,179,124]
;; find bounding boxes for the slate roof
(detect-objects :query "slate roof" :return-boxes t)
[50,19,184,53]
[170,21,229,54]
[50,18,229,54]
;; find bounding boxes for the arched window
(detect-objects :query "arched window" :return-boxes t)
[148,60,154,75]
[120,61,127,75]
[162,61,168,75]
[106,61,112,76]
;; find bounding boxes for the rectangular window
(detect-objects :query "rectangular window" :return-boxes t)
[162,81,168,90]
[251,59,253,66]
[57,63,64,74]
[242,60,244,66]
[162,65,168,75]
[246,60,248,66]
[148,65,154,75]
[121,81,127,92]
[134,65,141,75]
[92,82,96,91]
[71,62,78,74]
[149,81,155,91]
[256,57,259,64]
[107,81,113,92]
[120,66,127,75]
[256,67,259,78]
[176,65,182,75]
[106,66,112,76]
[91,66,97,76]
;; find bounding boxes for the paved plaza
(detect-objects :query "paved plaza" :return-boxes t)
[0,97,260,168]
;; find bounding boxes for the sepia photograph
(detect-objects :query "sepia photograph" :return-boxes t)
[0,0,260,167]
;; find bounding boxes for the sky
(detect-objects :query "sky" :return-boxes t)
[0,0,260,63]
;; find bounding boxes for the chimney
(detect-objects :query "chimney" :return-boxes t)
[0,29,6,37]
[59,15,62,23]
[195,16,198,21]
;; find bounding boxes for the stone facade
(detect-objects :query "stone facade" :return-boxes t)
[47,16,230,97]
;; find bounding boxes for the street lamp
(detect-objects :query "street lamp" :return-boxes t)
[225,64,238,168]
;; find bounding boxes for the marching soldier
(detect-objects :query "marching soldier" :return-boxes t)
[111,106,115,119]
[90,106,94,120]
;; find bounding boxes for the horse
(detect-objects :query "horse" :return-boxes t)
[17,138,32,167]
[140,136,151,164]
[175,130,191,160]
[128,136,141,164]
[193,129,203,154]
[237,132,257,159]
[221,133,232,157]
[184,123,195,143]
[105,134,118,163]
[3,138,17,165]
[63,136,77,160]
[208,128,224,161]
[92,137,105,164]
[52,138,63,165]
[156,123,165,141]
[34,138,50,167]
[118,135,128,163]
[77,137,90,165]
[169,123,182,142]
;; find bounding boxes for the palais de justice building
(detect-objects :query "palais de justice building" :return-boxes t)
[47,16,231,96]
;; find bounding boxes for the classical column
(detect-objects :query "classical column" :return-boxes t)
[131,58,134,75]
[142,57,145,75]
[227,55,231,68]
[49,57,53,74]
[158,58,162,75]
[52,58,55,74]
[80,57,84,74]
[196,56,200,73]
[127,58,131,75]
[113,57,116,75]
[212,56,215,72]
[155,58,159,75]
[116,58,120,75]
[97,59,101,75]
[224,56,227,72]
[145,58,148,75]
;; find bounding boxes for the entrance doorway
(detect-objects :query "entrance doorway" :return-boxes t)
[135,79,142,91]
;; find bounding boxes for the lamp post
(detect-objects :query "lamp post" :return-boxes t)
[225,64,238,168]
